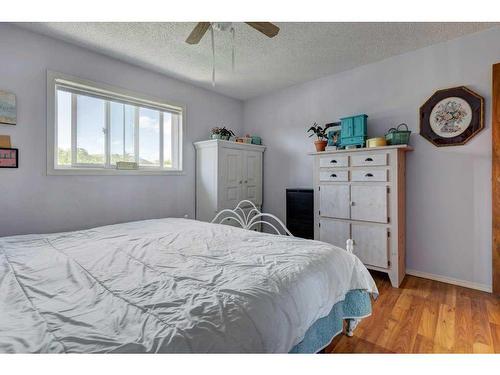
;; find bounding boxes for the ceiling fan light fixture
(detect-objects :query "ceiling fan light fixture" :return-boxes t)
[211,22,233,32]
[185,22,279,86]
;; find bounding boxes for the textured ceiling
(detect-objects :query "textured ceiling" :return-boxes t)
[17,22,498,100]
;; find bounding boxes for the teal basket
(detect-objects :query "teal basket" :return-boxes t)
[385,123,411,145]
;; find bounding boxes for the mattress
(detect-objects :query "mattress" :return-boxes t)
[0,218,377,353]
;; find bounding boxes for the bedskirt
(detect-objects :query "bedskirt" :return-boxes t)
[289,289,371,353]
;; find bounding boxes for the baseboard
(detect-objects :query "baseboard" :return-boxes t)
[406,269,492,293]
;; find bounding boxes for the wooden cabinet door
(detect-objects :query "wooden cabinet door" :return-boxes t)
[320,219,350,249]
[342,118,354,137]
[351,224,389,268]
[353,116,366,137]
[350,185,388,223]
[219,148,242,209]
[242,150,262,205]
[320,184,350,219]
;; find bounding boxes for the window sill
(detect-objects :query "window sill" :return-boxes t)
[47,167,185,176]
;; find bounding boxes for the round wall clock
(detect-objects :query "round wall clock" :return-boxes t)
[420,86,484,147]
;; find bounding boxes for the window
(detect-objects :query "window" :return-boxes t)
[48,72,183,175]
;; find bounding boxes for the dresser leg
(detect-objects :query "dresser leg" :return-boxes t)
[388,270,401,288]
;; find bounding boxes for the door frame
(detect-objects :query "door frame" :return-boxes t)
[493,63,500,294]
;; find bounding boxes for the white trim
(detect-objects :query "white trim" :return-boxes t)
[104,101,111,168]
[46,70,186,176]
[53,76,183,114]
[47,167,186,176]
[47,73,57,171]
[406,269,492,293]
[193,139,266,152]
[70,92,77,165]
[159,111,164,167]
[134,106,140,164]
[308,144,412,155]
[172,113,183,170]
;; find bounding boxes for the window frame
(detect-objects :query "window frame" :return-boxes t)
[47,71,185,176]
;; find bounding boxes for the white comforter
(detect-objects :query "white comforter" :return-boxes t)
[0,218,377,353]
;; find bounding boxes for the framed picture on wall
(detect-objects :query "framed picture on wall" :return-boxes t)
[419,86,484,147]
[0,148,18,168]
[0,91,16,126]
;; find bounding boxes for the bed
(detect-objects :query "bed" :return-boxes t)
[0,216,377,353]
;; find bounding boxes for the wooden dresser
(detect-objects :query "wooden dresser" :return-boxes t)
[310,145,412,287]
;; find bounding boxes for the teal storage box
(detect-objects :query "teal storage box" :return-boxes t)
[340,114,368,148]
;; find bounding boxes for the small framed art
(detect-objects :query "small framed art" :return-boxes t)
[0,91,16,126]
[419,86,484,147]
[0,148,18,168]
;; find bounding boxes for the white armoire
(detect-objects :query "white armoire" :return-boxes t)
[311,145,412,287]
[194,140,265,222]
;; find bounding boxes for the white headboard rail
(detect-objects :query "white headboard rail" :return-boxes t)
[211,200,294,236]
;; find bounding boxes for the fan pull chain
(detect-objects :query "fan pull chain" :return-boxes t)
[211,25,215,87]
[231,27,235,72]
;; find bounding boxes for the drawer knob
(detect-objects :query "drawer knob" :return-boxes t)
[365,157,373,162]
[330,159,337,164]
[330,173,337,178]
[365,173,374,177]
[350,201,355,206]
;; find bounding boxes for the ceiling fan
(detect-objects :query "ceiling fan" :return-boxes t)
[185,22,280,45]
[185,22,280,86]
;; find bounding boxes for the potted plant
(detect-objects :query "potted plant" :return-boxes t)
[307,122,331,152]
[211,126,235,141]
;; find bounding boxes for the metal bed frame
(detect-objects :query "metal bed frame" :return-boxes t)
[211,200,355,255]
[210,200,360,339]
[211,200,294,236]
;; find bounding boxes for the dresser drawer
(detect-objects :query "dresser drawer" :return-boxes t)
[351,169,387,182]
[320,170,349,182]
[351,153,387,167]
[319,155,348,168]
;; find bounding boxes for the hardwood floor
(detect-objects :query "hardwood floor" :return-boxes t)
[326,272,500,353]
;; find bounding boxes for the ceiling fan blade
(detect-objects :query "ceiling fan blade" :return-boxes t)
[186,22,211,44]
[245,22,280,38]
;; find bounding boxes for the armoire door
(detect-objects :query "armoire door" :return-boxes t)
[320,219,350,249]
[351,224,389,268]
[242,150,262,205]
[319,184,350,219]
[219,148,243,209]
[350,185,388,223]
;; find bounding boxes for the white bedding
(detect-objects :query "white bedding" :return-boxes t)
[0,218,377,353]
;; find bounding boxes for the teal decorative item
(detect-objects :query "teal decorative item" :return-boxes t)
[340,114,368,148]
[385,123,411,145]
[251,135,262,145]
[325,123,341,147]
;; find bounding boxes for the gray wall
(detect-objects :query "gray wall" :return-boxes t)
[0,24,243,236]
[243,27,500,289]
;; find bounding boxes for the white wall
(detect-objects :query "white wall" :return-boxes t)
[1,23,496,289]
[0,24,243,237]
[243,26,500,289]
